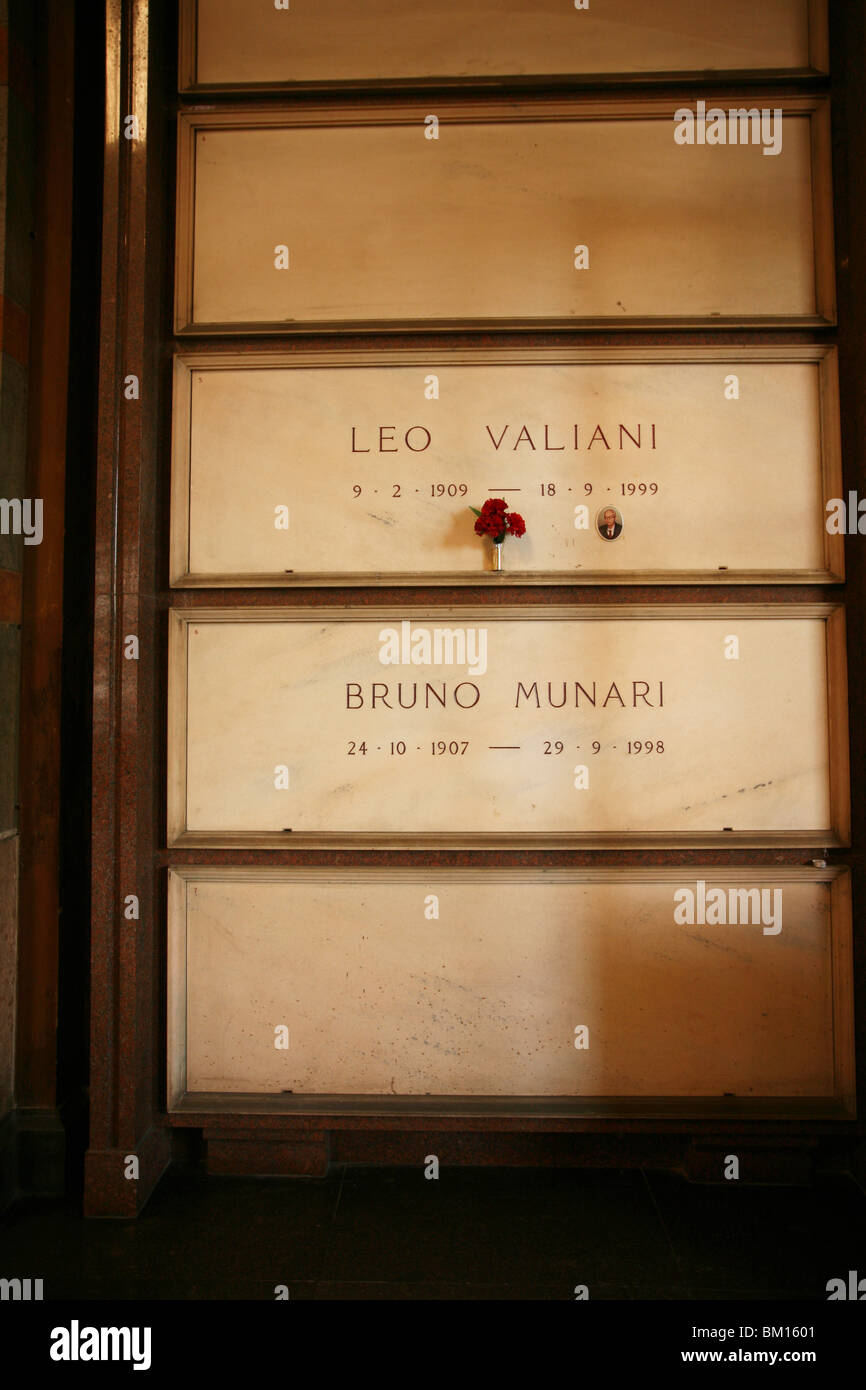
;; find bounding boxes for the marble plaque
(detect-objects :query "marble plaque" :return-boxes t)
[170,347,842,586]
[174,99,833,332]
[180,1,825,90]
[167,867,853,1109]
[167,606,848,847]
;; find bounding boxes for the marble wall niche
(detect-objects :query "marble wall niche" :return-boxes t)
[167,867,853,1109]
[170,347,841,586]
[166,605,848,848]
[174,98,833,333]
[180,0,825,90]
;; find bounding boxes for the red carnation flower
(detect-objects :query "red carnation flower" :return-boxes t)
[469,497,527,548]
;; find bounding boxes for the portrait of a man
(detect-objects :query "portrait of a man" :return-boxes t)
[597,505,623,540]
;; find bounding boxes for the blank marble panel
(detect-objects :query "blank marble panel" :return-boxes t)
[184,0,820,88]
[177,103,829,331]
[171,870,849,1101]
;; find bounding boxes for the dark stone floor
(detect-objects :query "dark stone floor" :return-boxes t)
[2,1165,866,1300]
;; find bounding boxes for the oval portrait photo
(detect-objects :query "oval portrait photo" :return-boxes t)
[596,505,623,540]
